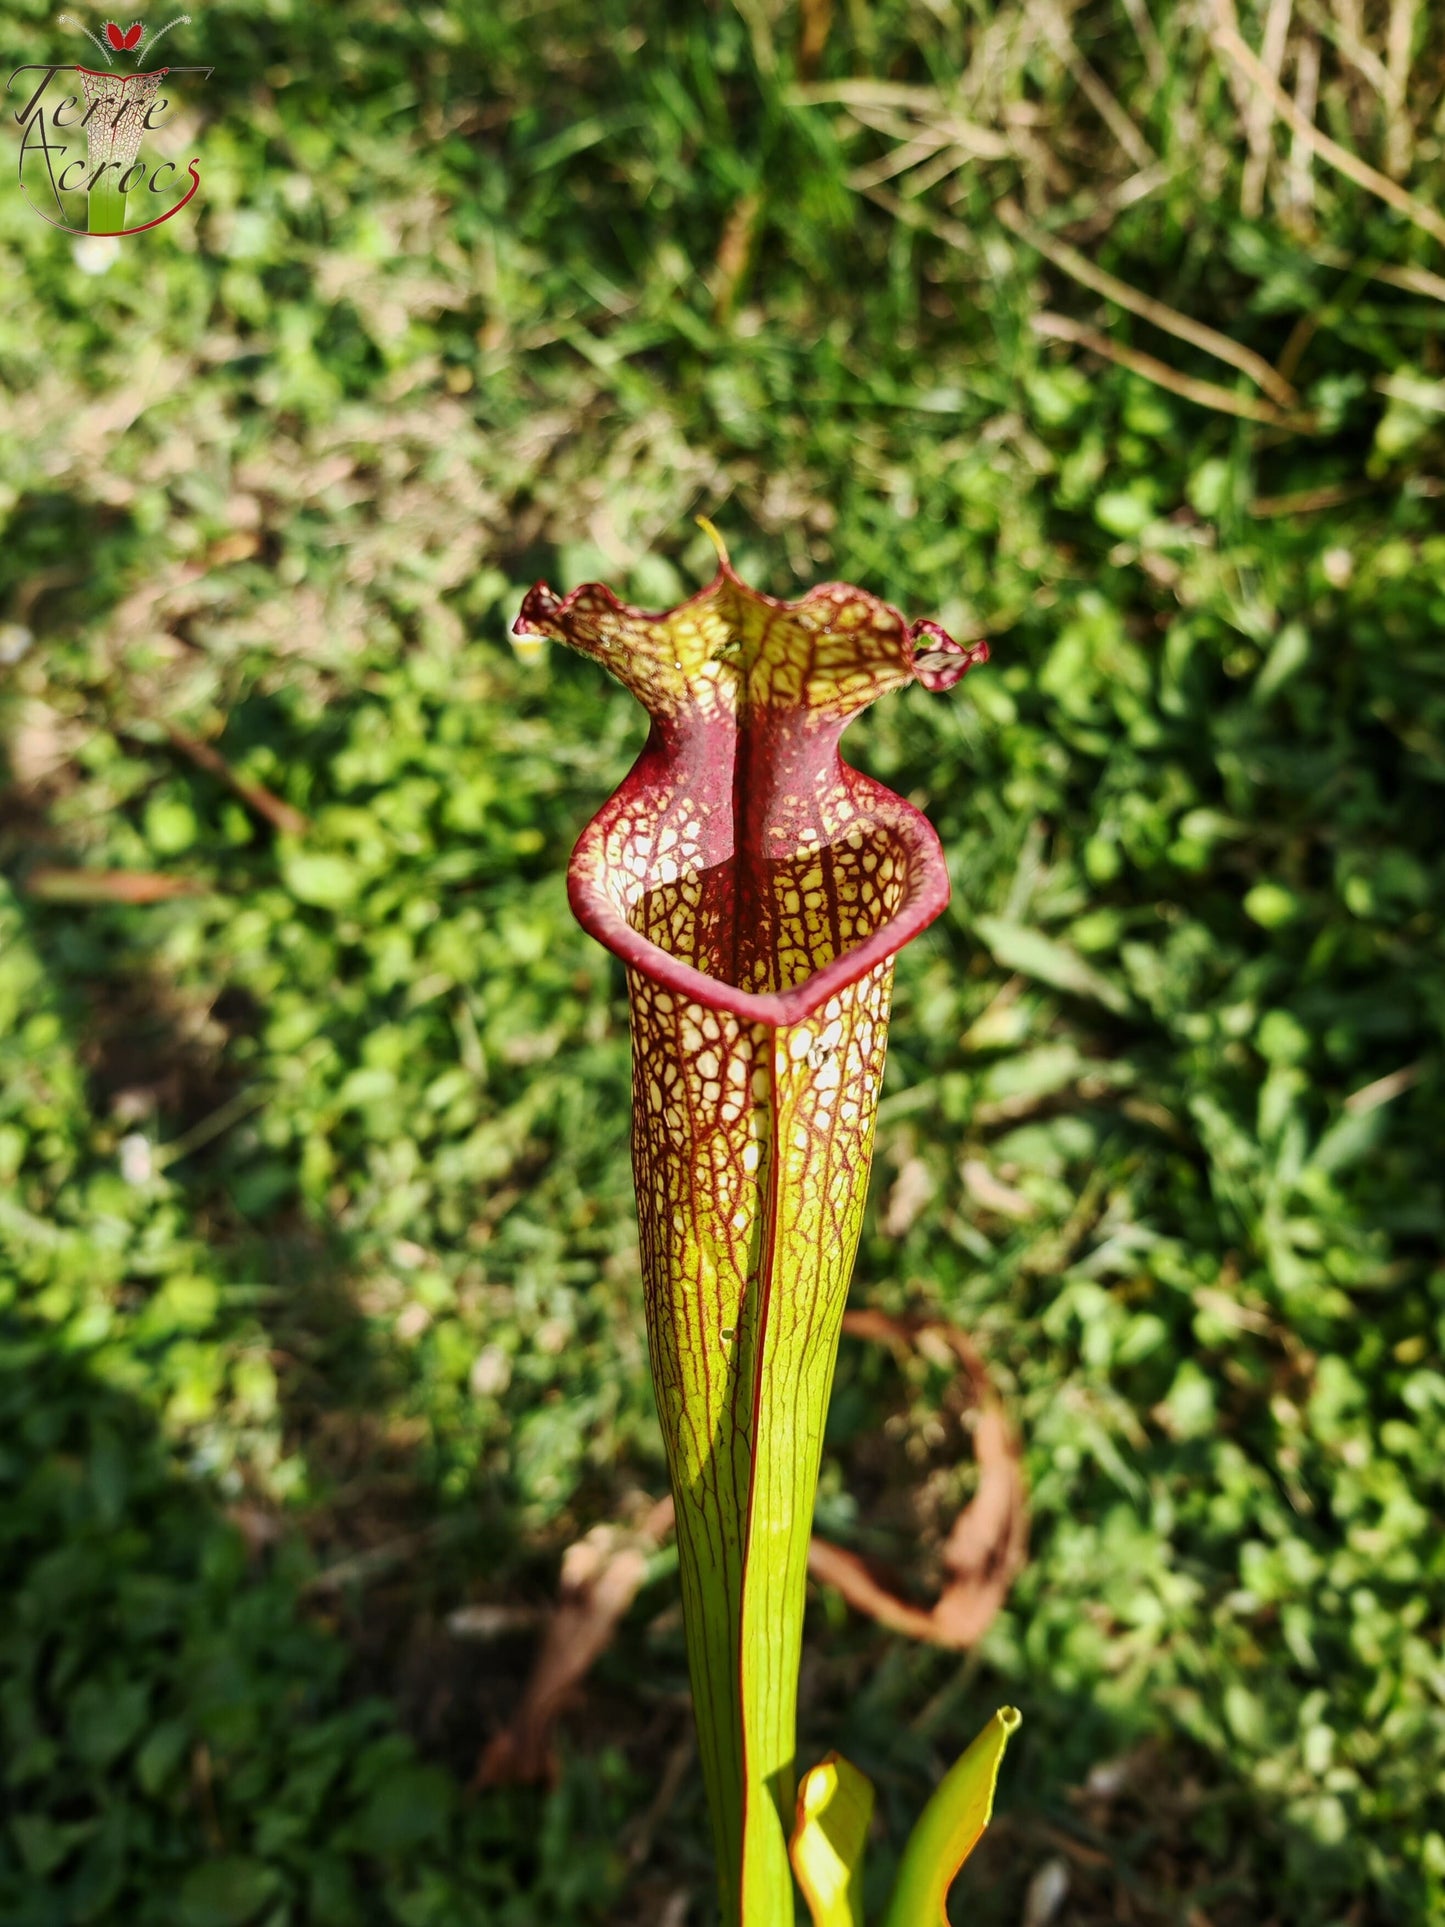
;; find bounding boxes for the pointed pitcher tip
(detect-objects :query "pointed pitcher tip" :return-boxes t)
[694,516,731,570]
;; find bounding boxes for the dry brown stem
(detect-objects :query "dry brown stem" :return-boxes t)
[1242,0,1295,217]
[1000,196,1298,405]
[1287,32,1322,213]
[165,725,310,838]
[804,1309,1028,1648]
[1214,18,1445,248]
[1384,0,1419,177]
[1032,311,1308,427]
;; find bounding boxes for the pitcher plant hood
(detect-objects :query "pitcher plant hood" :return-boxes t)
[513,527,987,1029]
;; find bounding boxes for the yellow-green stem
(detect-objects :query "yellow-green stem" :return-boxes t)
[630,965,892,1923]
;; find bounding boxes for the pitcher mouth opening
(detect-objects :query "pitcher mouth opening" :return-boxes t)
[568,772,951,1030]
[520,548,987,1029]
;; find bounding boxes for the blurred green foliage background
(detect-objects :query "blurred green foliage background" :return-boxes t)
[2,0,1444,1921]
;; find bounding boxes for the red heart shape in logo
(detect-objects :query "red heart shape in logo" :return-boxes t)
[104,21,144,51]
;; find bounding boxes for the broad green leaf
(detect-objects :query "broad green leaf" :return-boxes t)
[880,1706,1021,1927]
[789,1752,875,1927]
[11,1814,97,1879]
[281,850,364,908]
[973,916,1131,1015]
[349,1761,452,1852]
[179,1857,280,1927]
[67,1678,149,1768]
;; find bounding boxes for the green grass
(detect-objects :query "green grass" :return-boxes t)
[3,0,1444,1921]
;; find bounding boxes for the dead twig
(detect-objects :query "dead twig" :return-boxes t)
[1000,197,1297,406]
[1241,0,1295,218]
[1119,0,1166,92]
[1056,160,1179,243]
[154,1083,273,1171]
[788,78,983,111]
[859,183,979,254]
[1384,0,1419,179]
[1344,1061,1422,1115]
[894,142,985,201]
[712,191,760,322]
[796,0,833,80]
[165,724,310,837]
[1249,478,1375,515]
[1275,305,1321,386]
[849,132,956,193]
[1213,18,1445,249]
[828,95,1012,163]
[622,1732,696,1869]
[24,867,207,905]
[1285,30,1321,215]
[1298,0,1390,101]
[1308,242,1445,305]
[1047,15,1155,171]
[302,1514,477,1597]
[1031,311,1310,428]
[805,1310,1028,1649]
[474,1502,673,1788]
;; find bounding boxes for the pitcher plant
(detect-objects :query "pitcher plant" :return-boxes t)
[514,527,1018,1924]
